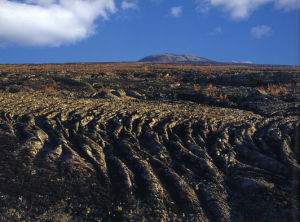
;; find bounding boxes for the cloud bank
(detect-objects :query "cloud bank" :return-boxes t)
[198,0,300,19]
[0,0,116,47]
[251,25,272,38]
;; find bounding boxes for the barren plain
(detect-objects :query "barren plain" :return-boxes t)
[0,63,299,221]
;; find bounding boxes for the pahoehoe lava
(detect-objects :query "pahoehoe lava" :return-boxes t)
[0,63,299,221]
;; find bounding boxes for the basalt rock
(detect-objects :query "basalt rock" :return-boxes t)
[0,92,299,222]
[0,63,299,222]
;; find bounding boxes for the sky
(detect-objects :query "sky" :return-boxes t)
[0,0,299,65]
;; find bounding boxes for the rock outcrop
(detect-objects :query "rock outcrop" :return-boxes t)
[0,63,299,221]
[0,92,299,222]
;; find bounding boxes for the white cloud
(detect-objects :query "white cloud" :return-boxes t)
[275,0,300,10]
[241,61,254,64]
[121,1,138,10]
[195,0,211,13]
[209,26,223,35]
[170,6,183,17]
[232,60,254,64]
[251,25,272,39]
[0,0,116,47]
[196,0,300,19]
[209,0,271,19]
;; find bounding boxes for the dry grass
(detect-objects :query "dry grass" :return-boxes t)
[193,84,202,91]
[192,84,228,101]
[193,84,219,91]
[130,76,141,81]
[207,91,228,100]
[207,84,218,91]
[1,63,296,78]
[204,84,228,101]
[256,83,291,96]
[44,86,58,94]
[268,84,288,96]
[43,80,59,94]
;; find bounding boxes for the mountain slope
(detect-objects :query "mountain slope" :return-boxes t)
[138,53,217,64]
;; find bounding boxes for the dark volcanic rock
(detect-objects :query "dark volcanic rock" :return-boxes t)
[0,63,299,222]
[0,92,299,222]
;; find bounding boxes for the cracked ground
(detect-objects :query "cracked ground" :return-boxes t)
[0,63,299,221]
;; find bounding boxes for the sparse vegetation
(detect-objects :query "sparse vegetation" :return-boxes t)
[0,63,299,221]
[256,83,290,96]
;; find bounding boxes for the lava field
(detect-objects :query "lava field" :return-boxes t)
[0,63,299,221]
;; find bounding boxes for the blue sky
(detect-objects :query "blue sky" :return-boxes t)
[0,0,299,65]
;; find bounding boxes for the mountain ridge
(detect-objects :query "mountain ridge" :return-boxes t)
[138,53,218,64]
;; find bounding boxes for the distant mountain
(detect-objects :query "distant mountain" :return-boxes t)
[138,53,218,64]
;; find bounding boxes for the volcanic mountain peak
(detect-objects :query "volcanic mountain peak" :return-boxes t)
[138,53,217,64]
